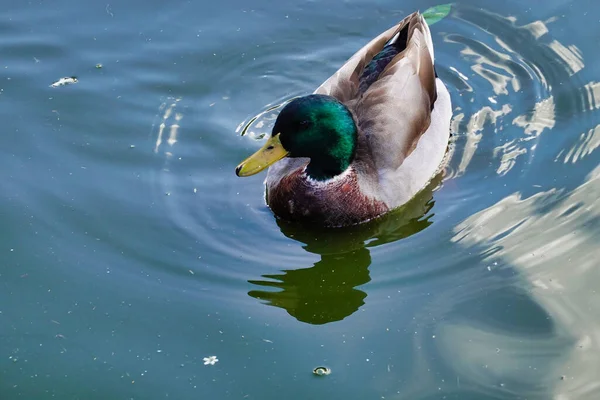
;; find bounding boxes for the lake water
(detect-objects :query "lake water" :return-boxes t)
[1,0,600,398]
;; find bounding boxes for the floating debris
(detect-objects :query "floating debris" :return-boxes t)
[50,76,78,88]
[422,4,452,25]
[129,144,135,149]
[312,366,331,376]
[96,64,103,69]
[203,356,218,366]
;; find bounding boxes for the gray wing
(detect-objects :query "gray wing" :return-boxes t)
[354,12,437,173]
[313,20,404,102]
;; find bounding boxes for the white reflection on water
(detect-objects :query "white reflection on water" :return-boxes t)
[493,138,527,176]
[449,66,473,92]
[583,81,600,111]
[548,40,584,76]
[520,17,583,77]
[512,96,555,136]
[154,97,183,156]
[460,41,520,95]
[452,165,600,398]
[522,20,549,39]
[559,124,600,164]
[436,323,568,397]
[455,105,512,177]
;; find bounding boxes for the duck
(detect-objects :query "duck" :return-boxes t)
[236,11,452,227]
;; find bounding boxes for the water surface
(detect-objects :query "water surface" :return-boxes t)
[1,0,600,399]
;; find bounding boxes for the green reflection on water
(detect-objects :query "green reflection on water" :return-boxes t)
[249,171,444,324]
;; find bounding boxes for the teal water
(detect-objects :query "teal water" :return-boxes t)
[2,0,600,399]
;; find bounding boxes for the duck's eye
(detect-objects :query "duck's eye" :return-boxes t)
[266,145,274,150]
[300,120,310,126]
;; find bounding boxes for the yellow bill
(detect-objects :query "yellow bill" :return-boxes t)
[236,133,289,177]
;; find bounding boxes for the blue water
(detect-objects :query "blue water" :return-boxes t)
[1,0,600,399]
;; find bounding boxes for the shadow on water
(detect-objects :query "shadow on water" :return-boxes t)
[248,171,444,325]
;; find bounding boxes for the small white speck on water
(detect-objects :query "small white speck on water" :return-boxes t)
[50,76,78,87]
[203,356,218,365]
[193,188,197,193]
[165,192,171,196]
[130,144,135,149]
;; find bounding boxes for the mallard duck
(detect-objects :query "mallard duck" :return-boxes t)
[236,11,452,227]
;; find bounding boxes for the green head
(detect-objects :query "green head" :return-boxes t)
[236,94,358,181]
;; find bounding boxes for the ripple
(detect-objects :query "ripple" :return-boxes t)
[452,164,600,397]
[559,123,600,164]
[152,3,600,322]
[3,0,600,398]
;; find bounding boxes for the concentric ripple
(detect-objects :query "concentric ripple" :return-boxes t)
[155,4,599,397]
[2,0,600,398]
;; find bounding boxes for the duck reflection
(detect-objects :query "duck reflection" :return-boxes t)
[248,171,444,325]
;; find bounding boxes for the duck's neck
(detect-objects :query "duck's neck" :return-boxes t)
[306,152,353,181]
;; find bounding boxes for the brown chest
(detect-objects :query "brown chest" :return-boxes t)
[266,169,388,227]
